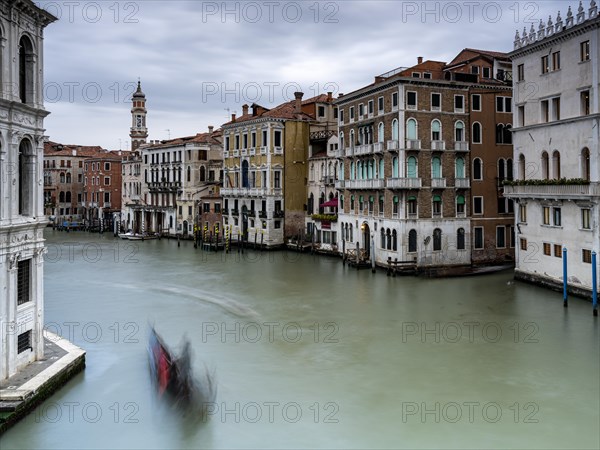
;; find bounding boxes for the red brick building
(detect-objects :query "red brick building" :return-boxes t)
[83,152,124,231]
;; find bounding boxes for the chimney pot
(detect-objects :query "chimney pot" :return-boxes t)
[231,113,236,122]
[294,92,303,113]
[208,125,214,134]
[418,56,423,64]
[242,104,249,115]
[327,91,333,102]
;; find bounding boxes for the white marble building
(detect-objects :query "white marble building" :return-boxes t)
[506,1,600,295]
[0,1,56,381]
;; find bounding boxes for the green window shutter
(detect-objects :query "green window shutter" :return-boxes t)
[433,195,442,202]
[457,195,465,205]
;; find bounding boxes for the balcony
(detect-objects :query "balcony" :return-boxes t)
[373,142,384,153]
[345,147,354,157]
[431,178,446,189]
[345,179,385,189]
[233,149,239,157]
[260,146,267,155]
[223,151,230,158]
[354,144,374,156]
[274,147,283,155]
[231,209,239,216]
[274,210,284,218]
[387,140,399,151]
[335,148,345,158]
[241,149,248,156]
[454,141,469,152]
[386,178,423,189]
[455,178,470,189]
[321,176,336,185]
[259,210,267,218]
[103,202,111,208]
[335,180,345,190]
[503,182,600,200]
[406,139,421,150]
[249,148,256,156]
[431,140,446,151]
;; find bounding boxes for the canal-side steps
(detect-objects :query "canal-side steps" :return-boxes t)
[0,332,85,435]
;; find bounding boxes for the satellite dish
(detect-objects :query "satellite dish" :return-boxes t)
[424,236,431,245]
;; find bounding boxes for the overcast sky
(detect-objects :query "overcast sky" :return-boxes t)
[38,0,568,149]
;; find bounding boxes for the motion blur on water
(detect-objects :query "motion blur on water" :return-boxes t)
[0,230,598,449]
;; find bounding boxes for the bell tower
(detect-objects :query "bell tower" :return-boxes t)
[130,80,148,151]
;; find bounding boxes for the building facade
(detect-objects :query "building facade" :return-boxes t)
[221,93,336,247]
[506,2,599,295]
[0,0,56,380]
[121,150,142,232]
[83,153,123,231]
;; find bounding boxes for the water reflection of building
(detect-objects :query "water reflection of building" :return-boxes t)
[506,2,600,296]
[221,93,337,248]
[0,0,57,381]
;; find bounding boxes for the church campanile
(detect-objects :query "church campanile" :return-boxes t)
[130,81,148,151]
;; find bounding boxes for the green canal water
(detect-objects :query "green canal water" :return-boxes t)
[1,230,599,449]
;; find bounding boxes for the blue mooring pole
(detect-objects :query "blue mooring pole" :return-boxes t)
[563,247,568,308]
[592,251,598,317]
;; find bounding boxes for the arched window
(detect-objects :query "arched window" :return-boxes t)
[339,132,344,150]
[407,156,417,178]
[350,129,355,148]
[552,150,561,179]
[379,158,385,179]
[66,173,71,183]
[392,230,397,251]
[433,228,442,251]
[368,159,374,179]
[496,124,504,144]
[59,191,65,203]
[200,166,206,182]
[362,161,367,179]
[473,158,483,180]
[392,157,399,178]
[456,195,466,216]
[319,193,326,214]
[472,122,482,144]
[386,229,392,250]
[241,161,249,187]
[541,151,549,180]
[350,162,355,180]
[350,224,353,242]
[308,193,314,214]
[59,172,65,183]
[378,122,384,143]
[503,124,512,144]
[19,35,35,104]
[392,119,399,141]
[455,157,465,178]
[381,228,385,248]
[506,158,513,180]
[519,154,526,180]
[408,229,417,253]
[65,191,71,203]
[431,120,441,141]
[18,139,33,215]
[581,147,591,181]
[455,121,465,142]
[406,118,417,140]
[457,228,465,250]
[432,156,441,178]
[498,158,506,181]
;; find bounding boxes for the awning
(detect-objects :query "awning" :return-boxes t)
[457,195,465,205]
[320,198,338,208]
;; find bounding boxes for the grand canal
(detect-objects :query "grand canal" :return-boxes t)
[1,230,599,449]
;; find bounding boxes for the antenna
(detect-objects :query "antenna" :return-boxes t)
[165,129,171,139]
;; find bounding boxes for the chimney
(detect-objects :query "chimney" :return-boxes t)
[338,93,344,98]
[327,91,333,102]
[417,56,423,64]
[231,113,236,122]
[294,92,303,114]
[208,125,214,134]
[242,104,249,116]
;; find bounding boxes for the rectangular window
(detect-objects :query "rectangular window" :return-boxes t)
[274,130,282,147]
[188,206,192,216]
[474,227,484,250]
[554,244,562,258]
[407,92,417,110]
[214,203,221,213]
[104,192,110,203]
[235,135,240,150]
[541,55,549,74]
[518,105,525,127]
[552,51,560,71]
[274,171,281,188]
[274,220,281,229]
[517,64,524,81]
[581,40,590,61]
[339,109,344,123]
[519,204,527,223]
[17,259,31,305]
[423,73,432,79]
[358,103,364,117]
[318,106,325,118]
[553,207,561,226]
[582,249,592,264]
[472,94,481,111]
[543,243,551,256]
[552,97,560,121]
[581,208,591,229]
[104,177,110,186]
[392,92,398,109]
[496,96,512,113]
[496,226,506,249]
[412,72,421,78]
[541,100,549,123]
[104,162,110,171]
[17,330,32,354]
[581,90,590,116]
[520,238,528,251]
[262,130,268,146]
[473,197,483,215]
[378,96,384,112]
[543,206,550,225]
[243,134,248,149]
[349,106,355,120]
[483,67,491,79]
[471,65,480,74]
[431,93,441,111]
[78,173,83,183]
[454,95,464,112]
[368,100,374,114]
